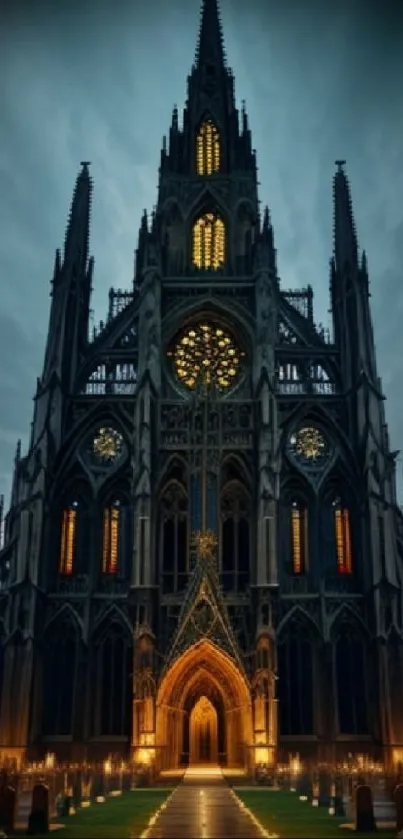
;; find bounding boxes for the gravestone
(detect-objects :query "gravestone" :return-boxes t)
[28,782,49,835]
[355,784,376,833]
[91,772,105,801]
[0,784,16,833]
[395,783,403,838]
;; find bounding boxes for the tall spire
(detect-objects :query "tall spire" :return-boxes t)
[195,0,226,71]
[333,160,358,273]
[63,161,92,272]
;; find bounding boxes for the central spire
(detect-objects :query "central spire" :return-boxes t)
[195,0,226,71]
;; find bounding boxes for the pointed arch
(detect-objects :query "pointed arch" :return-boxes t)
[280,478,312,576]
[157,455,189,495]
[159,479,189,594]
[277,606,320,736]
[98,482,132,579]
[220,472,251,593]
[321,477,354,576]
[90,613,133,737]
[42,613,79,736]
[44,602,84,637]
[330,605,370,735]
[54,478,92,579]
[196,117,221,175]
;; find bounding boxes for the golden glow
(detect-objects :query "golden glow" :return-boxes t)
[291,504,307,574]
[59,507,76,575]
[192,529,218,559]
[290,426,327,463]
[93,427,123,463]
[196,120,220,175]
[168,321,243,391]
[102,505,120,574]
[335,505,352,574]
[192,213,225,270]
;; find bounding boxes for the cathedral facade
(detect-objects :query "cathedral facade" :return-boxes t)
[0,0,402,772]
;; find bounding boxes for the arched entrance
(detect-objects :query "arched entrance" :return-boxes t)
[189,696,218,764]
[156,639,253,772]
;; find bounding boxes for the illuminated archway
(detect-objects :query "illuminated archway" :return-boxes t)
[156,639,253,772]
[190,696,218,764]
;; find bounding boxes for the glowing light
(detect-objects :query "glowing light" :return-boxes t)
[44,752,55,770]
[168,321,243,391]
[103,757,112,776]
[196,120,220,175]
[291,502,308,574]
[102,504,120,574]
[334,504,352,574]
[290,426,327,463]
[93,426,123,463]
[192,214,225,270]
[59,507,76,575]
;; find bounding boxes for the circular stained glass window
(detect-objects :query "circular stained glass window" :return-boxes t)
[289,426,329,467]
[168,321,244,392]
[92,427,124,465]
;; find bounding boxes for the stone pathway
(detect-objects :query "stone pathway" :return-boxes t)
[143,766,266,838]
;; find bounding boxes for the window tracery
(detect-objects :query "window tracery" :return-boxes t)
[220,485,250,592]
[196,120,220,175]
[192,213,225,270]
[160,483,188,594]
[168,321,243,392]
[102,500,120,575]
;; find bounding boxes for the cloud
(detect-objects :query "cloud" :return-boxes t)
[0,0,402,504]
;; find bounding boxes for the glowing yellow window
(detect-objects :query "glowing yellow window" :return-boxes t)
[102,503,120,574]
[291,502,308,575]
[196,120,220,175]
[59,505,77,575]
[192,213,225,270]
[334,505,352,574]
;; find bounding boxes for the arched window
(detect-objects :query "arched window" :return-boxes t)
[333,498,352,574]
[160,483,188,594]
[90,621,132,737]
[42,622,77,735]
[290,499,308,574]
[335,628,368,734]
[59,502,78,575]
[100,495,132,579]
[102,500,120,575]
[277,618,315,735]
[192,213,225,270]
[196,120,220,175]
[220,485,250,592]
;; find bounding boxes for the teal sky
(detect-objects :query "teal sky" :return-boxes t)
[0,0,402,503]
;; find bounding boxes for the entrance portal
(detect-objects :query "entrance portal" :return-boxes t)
[189,696,218,764]
[155,639,254,772]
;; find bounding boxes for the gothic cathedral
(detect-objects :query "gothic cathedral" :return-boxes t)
[0,0,402,773]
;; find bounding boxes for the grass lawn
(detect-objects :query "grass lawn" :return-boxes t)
[19,788,173,839]
[235,789,397,839]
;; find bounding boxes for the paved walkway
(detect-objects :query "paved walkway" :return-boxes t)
[143,766,266,838]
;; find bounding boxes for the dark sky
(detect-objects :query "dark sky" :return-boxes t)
[0,0,403,504]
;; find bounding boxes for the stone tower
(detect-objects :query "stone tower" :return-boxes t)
[0,0,402,772]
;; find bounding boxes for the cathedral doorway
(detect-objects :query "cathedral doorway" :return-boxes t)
[155,639,253,772]
[189,696,218,764]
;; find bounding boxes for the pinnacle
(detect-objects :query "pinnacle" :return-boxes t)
[195,0,226,70]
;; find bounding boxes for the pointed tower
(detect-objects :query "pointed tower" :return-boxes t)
[331,160,377,389]
[42,162,94,391]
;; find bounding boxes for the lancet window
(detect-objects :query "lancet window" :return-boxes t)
[102,501,120,575]
[333,498,352,574]
[42,622,77,735]
[290,499,308,575]
[220,485,250,592]
[59,502,78,575]
[277,619,315,735]
[192,213,225,270]
[335,629,368,734]
[90,621,132,736]
[196,119,220,175]
[160,482,188,594]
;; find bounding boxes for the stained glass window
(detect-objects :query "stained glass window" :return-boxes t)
[93,427,123,465]
[192,213,225,270]
[333,500,352,574]
[289,426,329,467]
[196,120,220,175]
[102,502,120,574]
[167,321,244,391]
[291,501,308,574]
[59,503,77,575]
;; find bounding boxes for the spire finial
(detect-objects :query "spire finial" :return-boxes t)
[195,0,226,70]
[333,159,358,272]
